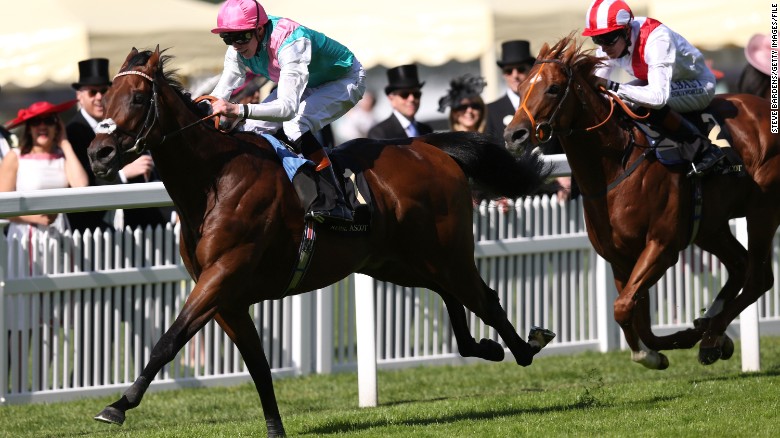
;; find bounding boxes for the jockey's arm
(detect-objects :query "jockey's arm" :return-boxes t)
[211,47,247,101]
[614,64,673,110]
[244,38,311,122]
[611,32,676,109]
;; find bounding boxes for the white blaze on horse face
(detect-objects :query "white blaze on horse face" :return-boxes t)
[95,118,117,135]
[529,72,543,84]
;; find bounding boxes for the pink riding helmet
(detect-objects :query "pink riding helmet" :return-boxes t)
[211,0,269,34]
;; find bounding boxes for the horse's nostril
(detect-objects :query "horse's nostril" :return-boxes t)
[506,128,530,146]
[96,145,115,160]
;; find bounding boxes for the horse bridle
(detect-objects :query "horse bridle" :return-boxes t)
[95,70,220,155]
[519,59,574,143]
[520,58,635,143]
[95,70,160,155]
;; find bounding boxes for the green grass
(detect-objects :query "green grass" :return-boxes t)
[2,337,779,437]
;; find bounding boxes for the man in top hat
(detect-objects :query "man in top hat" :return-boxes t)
[485,40,536,145]
[367,64,433,139]
[66,58,169,233]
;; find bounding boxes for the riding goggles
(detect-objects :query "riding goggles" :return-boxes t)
[591,30,622,47]
[220,31,254,46]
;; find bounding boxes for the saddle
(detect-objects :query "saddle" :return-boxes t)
[271,132,374,232]
[284,146,374,294]
[633,111,744,176]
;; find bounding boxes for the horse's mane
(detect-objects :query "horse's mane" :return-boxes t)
[537,33,604,82]
[123,49,198,110]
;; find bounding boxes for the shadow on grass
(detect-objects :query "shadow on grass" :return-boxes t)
[686,368,780,384]
[301,394,681,435]
[382,387,545,407]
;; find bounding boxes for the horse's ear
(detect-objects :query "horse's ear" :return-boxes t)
[148,46,161,71]
[119,47,140,71]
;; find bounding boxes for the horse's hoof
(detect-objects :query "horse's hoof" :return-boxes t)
[720,335,735,361]
[658,353,670,370]
[94,406,125,425]
[698,347,722,365]
[528,326,556,352]
[478,338,506,362]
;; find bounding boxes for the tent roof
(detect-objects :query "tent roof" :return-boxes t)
[1,0,493,89]
[0,0,765,90]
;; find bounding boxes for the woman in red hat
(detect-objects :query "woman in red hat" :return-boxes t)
[0,100,89,251]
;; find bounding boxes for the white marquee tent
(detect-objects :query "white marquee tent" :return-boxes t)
[0,0,768,93]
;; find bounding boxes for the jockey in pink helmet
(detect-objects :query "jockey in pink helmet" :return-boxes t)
[209,0,366,223]
[583,0,729,178]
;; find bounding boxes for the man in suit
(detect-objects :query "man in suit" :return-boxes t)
[485,40,536,145]
[367,64,433,139]
[66,58,171,233]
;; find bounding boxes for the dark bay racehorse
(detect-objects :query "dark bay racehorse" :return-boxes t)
[504,35,780,370]
[87,47,553,437]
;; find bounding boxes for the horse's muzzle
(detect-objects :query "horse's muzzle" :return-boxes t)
[88,139,120,181]
[504,125,531,154]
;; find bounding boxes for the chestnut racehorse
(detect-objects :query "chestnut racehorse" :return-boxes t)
[504,36,780,370]
[87,47,553,437]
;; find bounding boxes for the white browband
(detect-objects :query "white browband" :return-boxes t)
[113,70,154,82]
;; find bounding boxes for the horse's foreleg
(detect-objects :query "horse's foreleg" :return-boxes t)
[611,246,679,370]
[439,293,505,362]
[94,284,219,426]
[215,309,286,438]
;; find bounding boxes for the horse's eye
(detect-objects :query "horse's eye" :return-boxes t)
[547,85,561,95]
[132,93,146,105]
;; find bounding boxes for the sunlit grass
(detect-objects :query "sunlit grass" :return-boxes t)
[1,336,778,437]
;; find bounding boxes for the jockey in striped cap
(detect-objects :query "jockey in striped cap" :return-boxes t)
[583,0,729,178]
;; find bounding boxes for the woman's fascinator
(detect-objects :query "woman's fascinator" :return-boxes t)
[438,74,487,112]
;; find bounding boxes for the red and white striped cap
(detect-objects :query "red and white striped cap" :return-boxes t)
[582,0,634,37]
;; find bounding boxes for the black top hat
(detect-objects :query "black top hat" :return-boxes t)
[71,58,112,90]
[384,64,425,95]
[496,40,536,68]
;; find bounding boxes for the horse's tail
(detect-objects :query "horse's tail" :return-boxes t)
[422,131,554,199]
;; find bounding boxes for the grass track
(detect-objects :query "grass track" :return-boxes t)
[1,336,778,437]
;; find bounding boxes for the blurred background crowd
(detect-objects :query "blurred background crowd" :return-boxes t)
[0,0,767,130]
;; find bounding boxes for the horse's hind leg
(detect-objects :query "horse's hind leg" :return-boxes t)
[687,225,748,362]
[215,308,285,437]
[94,282,219,426]
[699,213,778,364]
[439,293,505,362]
[439,265,539,366]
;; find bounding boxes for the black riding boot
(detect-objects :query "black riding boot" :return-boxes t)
[649,106,726,178]
[293,132,353,223]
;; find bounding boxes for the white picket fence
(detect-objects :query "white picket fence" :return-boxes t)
[1,170,779,406]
